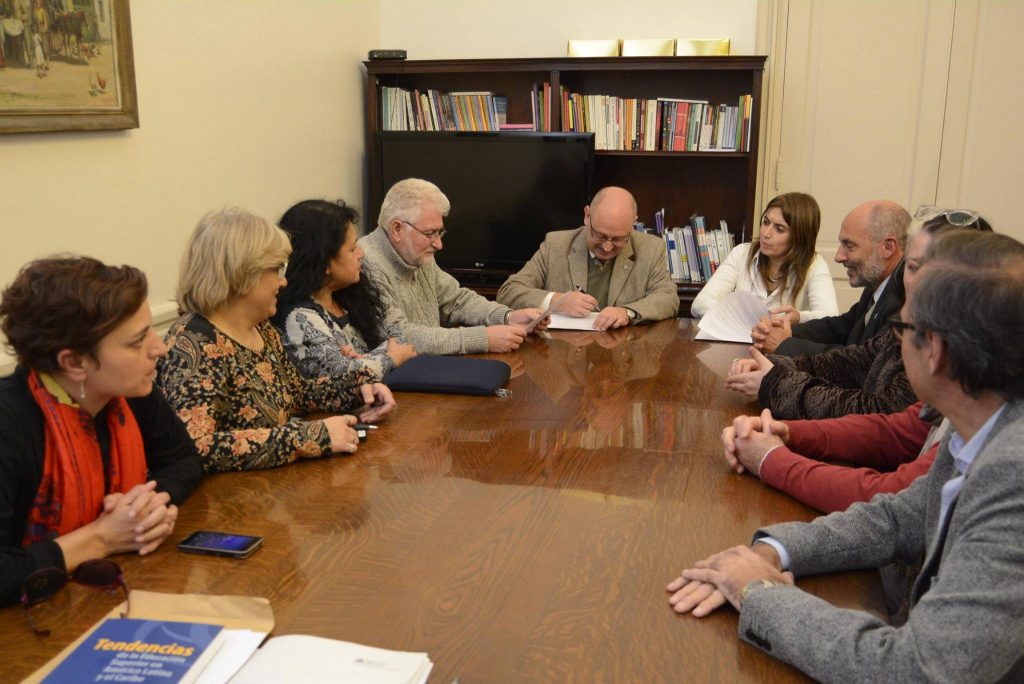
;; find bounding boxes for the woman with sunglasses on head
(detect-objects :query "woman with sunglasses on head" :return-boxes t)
[725,209,992,420]
[272,199,416,382]
[691,192,839,323]
[0,257,202,605]
[157,208,396,475]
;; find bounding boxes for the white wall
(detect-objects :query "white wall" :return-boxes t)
[1,0,379,369]
[939,0,1024,237]
[379,0,758,58]
[757,0,1024,311]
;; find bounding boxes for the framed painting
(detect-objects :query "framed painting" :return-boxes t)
[0,0,138,133]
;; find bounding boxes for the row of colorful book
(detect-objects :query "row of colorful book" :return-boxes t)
[380,85,753,152]
[553,87,753,152]
[380,86,509,131]
[661,217,736,284]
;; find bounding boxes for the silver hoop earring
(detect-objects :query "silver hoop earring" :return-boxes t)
[79,381,86,402]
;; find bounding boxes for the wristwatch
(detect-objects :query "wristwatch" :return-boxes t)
[625,308,640,324]
[740,578,778,605]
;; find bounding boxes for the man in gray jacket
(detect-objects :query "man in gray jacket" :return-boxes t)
[496,186,679,330]
[667,229,1024,682]
[360,178,543,356]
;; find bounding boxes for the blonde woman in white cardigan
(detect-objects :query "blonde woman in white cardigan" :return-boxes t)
[691,193,838,323]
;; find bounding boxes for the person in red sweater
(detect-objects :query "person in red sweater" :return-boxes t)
[724,403,947,512]
[720,207,989,512]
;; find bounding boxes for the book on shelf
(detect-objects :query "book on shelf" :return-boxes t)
[549,89,752,152]
[493,95,508,126]
[665,230,679,281]
[663,218,735,284]
[380,87,506,132]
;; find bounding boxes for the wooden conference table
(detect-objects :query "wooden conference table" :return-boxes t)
[0,319,886,683]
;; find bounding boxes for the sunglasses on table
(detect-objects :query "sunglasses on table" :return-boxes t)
[20,559,129,636]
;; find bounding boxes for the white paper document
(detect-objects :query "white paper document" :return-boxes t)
[194,630,267,684]
[228,635,433,684]
[547,312,599,330]
[696,291,771,343]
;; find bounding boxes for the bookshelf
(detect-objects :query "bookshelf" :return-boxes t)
[364,56,766,314]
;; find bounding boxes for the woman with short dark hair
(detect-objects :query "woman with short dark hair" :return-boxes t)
[273,199,415,381]
[0,256,202,605]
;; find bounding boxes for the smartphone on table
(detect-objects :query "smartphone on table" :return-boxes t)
[177,531,263,559]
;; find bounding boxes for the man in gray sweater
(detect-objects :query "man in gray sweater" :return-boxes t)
[360,178,544,356]
[667,230,1024,682]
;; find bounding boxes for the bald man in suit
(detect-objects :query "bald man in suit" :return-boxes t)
[497,187,679,331]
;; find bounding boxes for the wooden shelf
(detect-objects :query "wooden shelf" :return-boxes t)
[364,56,766,315]
[595,150,750,158]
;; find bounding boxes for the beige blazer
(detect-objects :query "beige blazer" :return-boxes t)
[496,227,679,322]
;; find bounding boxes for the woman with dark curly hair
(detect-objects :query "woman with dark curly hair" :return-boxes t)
[0,257,202,604]
[273,199,415,381]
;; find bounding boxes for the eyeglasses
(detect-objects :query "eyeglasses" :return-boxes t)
[914,205,981,228]
[276,261,289,278]
[402,220,447,241]
[890,319,917,340]
[21,559,129,636]
[587,220,630,247]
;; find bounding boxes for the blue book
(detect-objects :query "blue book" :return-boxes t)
[44,618,223,684]
[493,95,508,126]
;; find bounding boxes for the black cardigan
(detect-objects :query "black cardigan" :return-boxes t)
[0,366,203,604]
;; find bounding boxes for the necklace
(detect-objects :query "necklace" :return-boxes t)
[314,292,344,318]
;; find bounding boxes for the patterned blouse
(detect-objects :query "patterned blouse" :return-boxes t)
[278,298,403,382]
[157,314,374,473]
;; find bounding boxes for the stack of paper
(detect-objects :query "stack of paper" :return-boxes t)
[695,291,770,343]
[547,312,599,330]
[228,635,433,684]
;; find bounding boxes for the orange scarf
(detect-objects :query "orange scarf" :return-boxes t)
[23,370,147,544]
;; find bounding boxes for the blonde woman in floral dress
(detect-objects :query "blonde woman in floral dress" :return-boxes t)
[157,208,395,473]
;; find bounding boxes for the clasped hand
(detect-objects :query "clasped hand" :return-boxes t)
[750,309,794,353]
[721,408,789,476]
[98,481,178,556]
[667,544,792,616]
[724,346,774,399]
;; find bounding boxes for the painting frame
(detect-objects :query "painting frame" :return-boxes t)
[0,0,138,134]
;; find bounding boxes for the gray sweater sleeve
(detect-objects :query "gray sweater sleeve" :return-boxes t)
[738,420,1024,682]
[370,259,507,356]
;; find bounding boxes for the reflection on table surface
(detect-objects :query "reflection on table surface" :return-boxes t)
[0,319,885,683]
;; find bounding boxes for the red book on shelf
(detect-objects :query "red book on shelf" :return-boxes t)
[543,82,551,132]
[672,102,687,152]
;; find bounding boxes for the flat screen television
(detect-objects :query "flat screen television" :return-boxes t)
[372,132,595,274]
